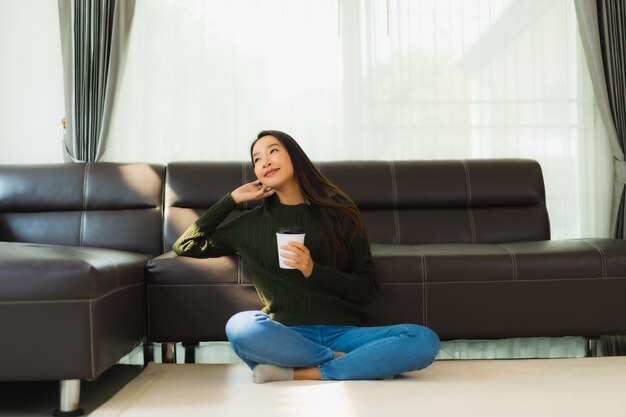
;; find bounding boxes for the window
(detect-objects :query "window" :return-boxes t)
[105,0,612,238]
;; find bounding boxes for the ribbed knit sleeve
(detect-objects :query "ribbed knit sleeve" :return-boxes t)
[308,233,379,303]
[172,193,241,258]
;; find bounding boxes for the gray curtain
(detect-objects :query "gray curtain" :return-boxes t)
[58,0,135,162]
[597,0,626,238]
[575,0,626,356]
[598,0,626,357]
[575,0,626,237]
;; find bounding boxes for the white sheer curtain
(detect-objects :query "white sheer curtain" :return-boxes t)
[105,0,612,239]
[0,1,64,164]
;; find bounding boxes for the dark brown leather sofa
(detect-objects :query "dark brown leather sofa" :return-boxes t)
[2,159,626,415]
[0,163,164,416]
[147,159,626,351]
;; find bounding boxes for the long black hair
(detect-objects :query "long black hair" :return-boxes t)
[251,130,370,269]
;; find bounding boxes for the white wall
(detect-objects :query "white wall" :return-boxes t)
[0,0,64,164]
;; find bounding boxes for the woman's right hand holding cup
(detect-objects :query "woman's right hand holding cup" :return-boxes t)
[231,181,275,204]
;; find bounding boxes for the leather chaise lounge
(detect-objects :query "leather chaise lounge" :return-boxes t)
[2,159,626,416]
[0,163,164,416]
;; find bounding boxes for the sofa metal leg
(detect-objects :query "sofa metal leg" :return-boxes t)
[162,342,177,363]
[143,342,154,364]
[182,342,199,363]
[584,336,601,357]
[52,379,84,417]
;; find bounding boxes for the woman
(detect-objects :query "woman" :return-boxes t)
[173,130,440,383]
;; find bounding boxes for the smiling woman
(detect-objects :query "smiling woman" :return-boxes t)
[251,138,295,198]
[173,130,441,383]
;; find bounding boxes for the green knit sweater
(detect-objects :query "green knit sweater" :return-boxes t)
[172,193,379,326]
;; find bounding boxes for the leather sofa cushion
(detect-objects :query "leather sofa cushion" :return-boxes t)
[147,238,626,289]
[147,246,425,287]
[418,238,626,283]
[147,251,249,285]
[0,242,150,301]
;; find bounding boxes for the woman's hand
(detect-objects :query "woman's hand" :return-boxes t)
[231,180,275,204]
[281,241,314,278]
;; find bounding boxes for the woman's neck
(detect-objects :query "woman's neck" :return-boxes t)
[276,183,307,205]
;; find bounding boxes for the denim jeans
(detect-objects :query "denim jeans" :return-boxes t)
[225,310,441,380]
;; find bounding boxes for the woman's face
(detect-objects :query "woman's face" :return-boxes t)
[252,135,296,190]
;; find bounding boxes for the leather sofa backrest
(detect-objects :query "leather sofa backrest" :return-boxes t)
[164,159,549,251]
[318,159,550,244]
[0,163,165,255]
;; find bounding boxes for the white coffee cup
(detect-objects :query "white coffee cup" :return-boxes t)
[276,227,305,269]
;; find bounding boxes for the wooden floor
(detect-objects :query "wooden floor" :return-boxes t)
[0,338,617,417]
[91,357,626,417]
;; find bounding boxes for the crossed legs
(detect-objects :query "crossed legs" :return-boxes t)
[225,311,440,382]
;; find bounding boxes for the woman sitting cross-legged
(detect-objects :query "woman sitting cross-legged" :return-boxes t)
[173,130,440,383]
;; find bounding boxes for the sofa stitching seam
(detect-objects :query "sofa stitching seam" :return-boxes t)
[412,245,427,326]
[461,160,476,243]
[390,161,400,244]
[0,282,145,304]
[426,276,626,284]
[497,243,518,281]
[143,276,626,288]
[145,283,257,287]
[581,239,607,277]
[80,163,89,246]
[468,207,476,243]
[160,166,166,253]
[89,299,95,377]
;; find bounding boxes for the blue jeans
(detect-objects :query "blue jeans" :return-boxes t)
[225,310,440,380]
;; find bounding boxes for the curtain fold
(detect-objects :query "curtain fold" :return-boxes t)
[575,0,626,356]
[598,0,626,238]
[575,0,626,236]
[597,0,626,358]
[58,0,135,162]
